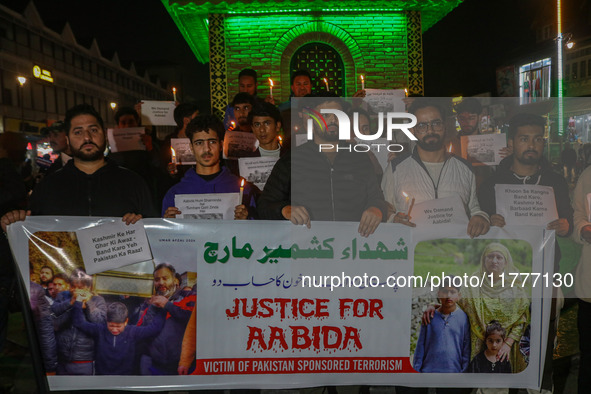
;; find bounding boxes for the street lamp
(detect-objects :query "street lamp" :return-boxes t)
[17,76,27,131]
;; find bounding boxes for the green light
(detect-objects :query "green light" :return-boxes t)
[228,9,312,14]
[321,8,403,12]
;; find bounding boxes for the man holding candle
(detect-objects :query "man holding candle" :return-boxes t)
[161,103,200,180]
[258,94,387,238]
[381,98,490,238]
[161,115,257,220]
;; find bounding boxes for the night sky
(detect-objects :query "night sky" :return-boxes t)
[5,0,576,104]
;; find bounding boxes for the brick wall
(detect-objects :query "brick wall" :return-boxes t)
[223,13,409,103]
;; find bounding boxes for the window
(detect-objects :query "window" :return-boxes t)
[290,42,345,97]
[573,62,578,79]
[581,61,587,79]
[519,58,551,104]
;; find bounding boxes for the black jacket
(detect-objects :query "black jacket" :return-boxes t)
[478,155,574,269]
[29,158,157,217]
[258,141,388,221]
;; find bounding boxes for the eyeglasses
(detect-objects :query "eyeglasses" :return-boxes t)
[252,120,274,129]
[415,120,444,134]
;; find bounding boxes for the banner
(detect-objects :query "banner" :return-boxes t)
[7,219,555,391]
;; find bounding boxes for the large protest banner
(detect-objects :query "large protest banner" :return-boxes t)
[7,218,554,391]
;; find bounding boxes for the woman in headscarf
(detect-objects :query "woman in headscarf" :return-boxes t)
[460,242,530,373]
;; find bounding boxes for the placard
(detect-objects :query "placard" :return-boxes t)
[223,131,258,159]
[460,133,506,166]
[238,156,278,190]
[140,100,176,126]
[75,220,152,275]
[171,138,195,165]
[495,184,558,225]
[409,195,469,226]
[363,89,406,113]
[107,127,146,152]
[174,193,239,219]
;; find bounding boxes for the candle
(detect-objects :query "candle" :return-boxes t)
[230,121,235,131]
[172,87,177,102]
[402,191,410,213]
[448,143,453,153]
[407,198,416,218]
[323,78,329,92]
[360,75,365,90]
[404,88,408,97]
[170,147,178,175]
[239,179,245,204]
[278,136,282,146]
[269,78,274,97]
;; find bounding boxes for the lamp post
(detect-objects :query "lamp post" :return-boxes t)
[17,76,27,131]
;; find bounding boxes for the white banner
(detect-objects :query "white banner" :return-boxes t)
[7,219,554,391]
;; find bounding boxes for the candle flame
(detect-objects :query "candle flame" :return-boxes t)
[278,136,282,143]
[240,179,245,187]
[448,143,453,153]
[323,78,328,84]
[360,75,364,81]
[171,147,176,157]
[231,121,235,127]
[402,191,409,198]
[269,78,274,87]
[172,87,176,93]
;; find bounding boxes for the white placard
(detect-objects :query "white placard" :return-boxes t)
[409,195,469,226]
[495,184,558,225]
[107,127,146,152]
[140,100,176,126]
[171,138,195,165]
[75,221,152,275]
[238,156,278,190]
[175,193,239,220]
[460,133,506,166]
[223,131,258,159]
[363,89,406,113]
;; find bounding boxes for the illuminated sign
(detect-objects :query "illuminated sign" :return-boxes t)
[33,65,54,83]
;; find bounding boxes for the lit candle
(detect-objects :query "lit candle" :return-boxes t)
[230,121,235,131]
[402,191,410,213]
[170,147,178,175]
[448,143,453,153]
[278,136,282,146]
[239,179,245,204]
[172,87,177,102]
[407,198,416,218]
[323,78,329,92]
[360,75,365,90]
[404,88,408,97]
[269,78,274,97]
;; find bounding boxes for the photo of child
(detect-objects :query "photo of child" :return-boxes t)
[466,320,512,373]
[412,276,471,373]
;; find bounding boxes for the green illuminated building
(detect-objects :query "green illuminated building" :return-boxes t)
[162,0,461,117]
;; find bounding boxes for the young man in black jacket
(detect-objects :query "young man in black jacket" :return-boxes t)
[258,95,387,238]
[477,112,573,394]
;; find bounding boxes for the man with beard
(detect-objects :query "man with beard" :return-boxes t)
[1,104,156,232]
[231,92,256,133]
[381,98,489,238]
[258,94,387,237]
[136,263,195,375]
[39,266,54,292]
[41,120,72,176]
[477,117,572,394]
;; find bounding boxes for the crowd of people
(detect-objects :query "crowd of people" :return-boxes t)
[0,68,588,394]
